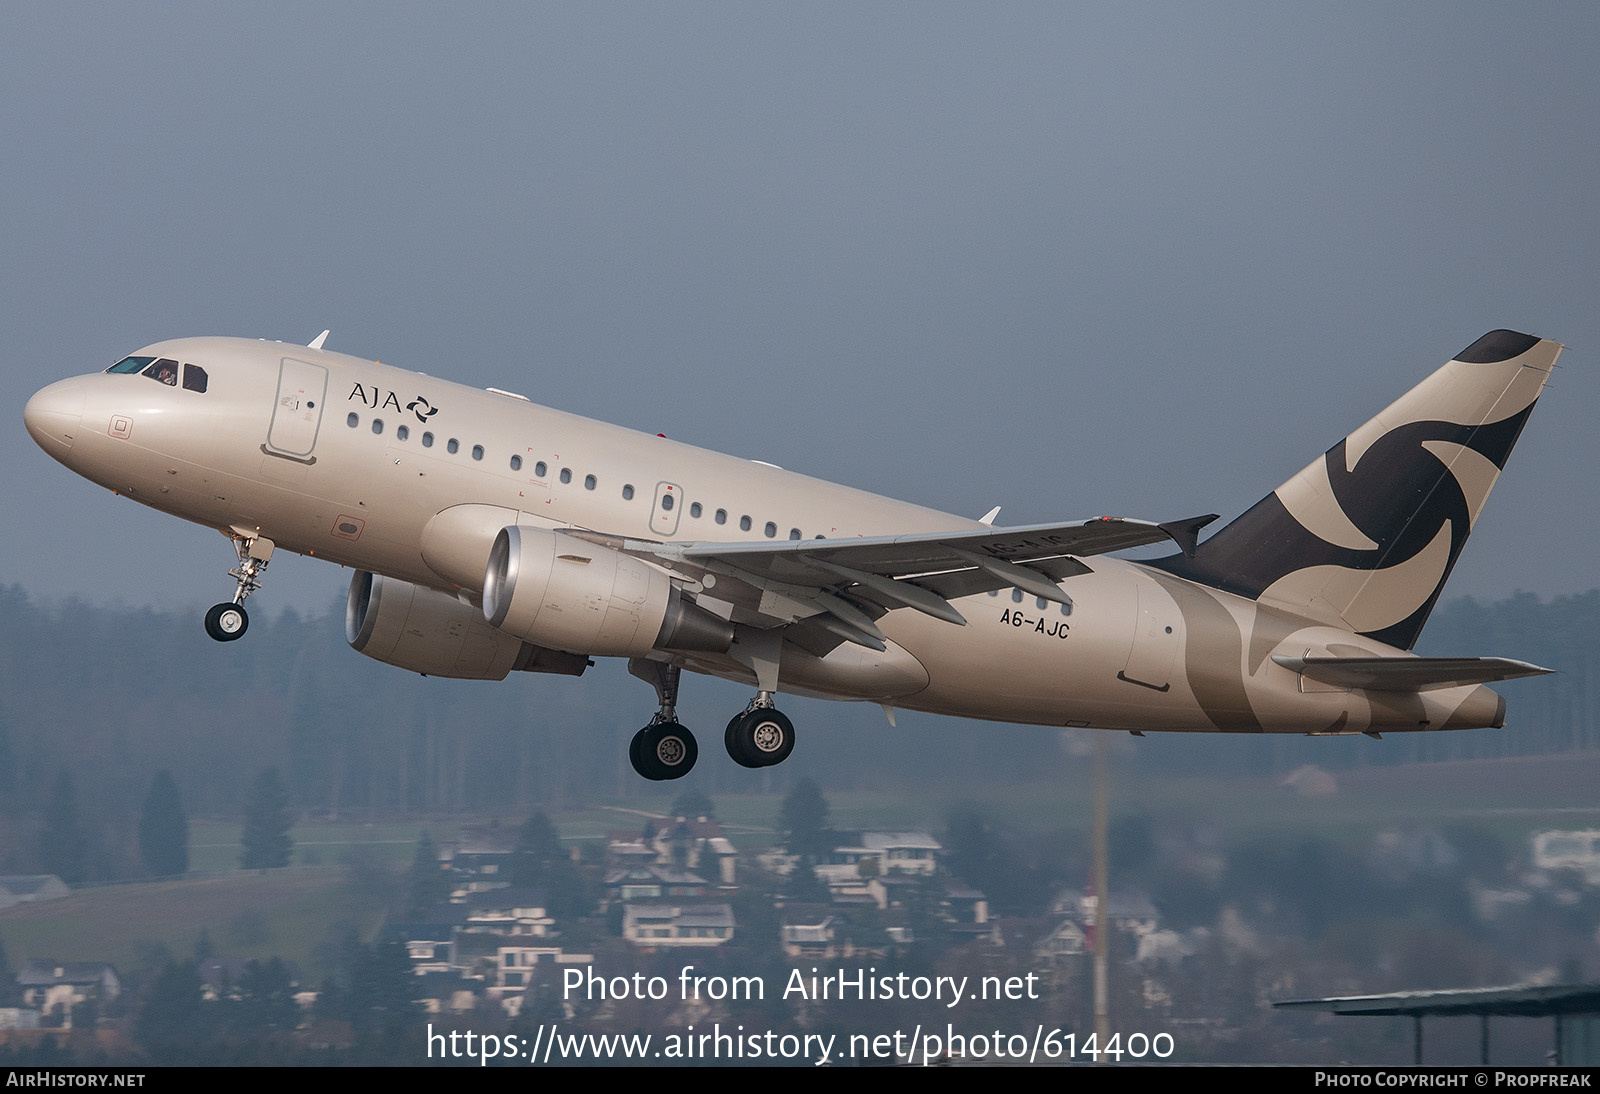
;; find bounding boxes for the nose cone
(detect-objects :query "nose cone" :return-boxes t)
[24,378,85,458]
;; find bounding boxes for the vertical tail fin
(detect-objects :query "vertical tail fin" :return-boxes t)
[1154,330,1561,648]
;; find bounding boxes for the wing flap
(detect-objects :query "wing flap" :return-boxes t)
[680,515,1175,579]
[587,516,1185,652]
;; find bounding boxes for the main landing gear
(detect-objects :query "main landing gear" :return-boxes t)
[725,694,795,769]
[630,718,699,782]
[625,661,798,780]
[204,533,274,643]
[627,660,699,781]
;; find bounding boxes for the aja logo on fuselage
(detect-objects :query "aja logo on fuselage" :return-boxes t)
[348,384,439,424]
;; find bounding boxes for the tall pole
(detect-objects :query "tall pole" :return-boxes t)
[1093,731,1110,1053]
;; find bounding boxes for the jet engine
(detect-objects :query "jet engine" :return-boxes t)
[347,571,587,679]
[483,526,732,657]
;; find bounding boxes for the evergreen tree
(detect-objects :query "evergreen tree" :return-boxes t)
[783,857,832,904]
[239,768,292,870]
[0,708,16,803]
[511,811,563,885]
[135,959,204,1054]
[512,811,587,918]
[779,777,832,858]
[138,770,189,877]
[236,957,299,1031]
[0,938,17,1006]
[38,769,88,883]
[350,941,418,1029]
[406,831,449,916]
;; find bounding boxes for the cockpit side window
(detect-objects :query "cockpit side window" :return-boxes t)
[141,358,179,386]
[106,356,155,374]
[182,364,208,393]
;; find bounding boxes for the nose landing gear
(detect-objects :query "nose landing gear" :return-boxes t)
[204,533,274,643]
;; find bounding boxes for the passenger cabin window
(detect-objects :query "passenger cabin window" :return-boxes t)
[142,358,179,386]
[471,444,484,461]
[371,419,384,434]
[396,425,409,441]
[181,364,208,393]
[510,455,523,471]
[789,528,801,540]
[422,432,434,447]
[347,412,359,428]
[106,356,155,374]
[536,461,548,478]
[715,509,727,525]
[690,502,702,518]
[739,515,752,532]
[447,438,459,454]
[560,468,572,484]
[764,521,776,538]
[584,474,596,490]
[661,494,674,511]
[622,484,634,500]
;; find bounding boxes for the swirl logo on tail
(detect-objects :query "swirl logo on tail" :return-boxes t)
[1154,330,1560,649]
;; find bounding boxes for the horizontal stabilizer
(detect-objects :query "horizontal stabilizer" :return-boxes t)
[1271,654,1552,692]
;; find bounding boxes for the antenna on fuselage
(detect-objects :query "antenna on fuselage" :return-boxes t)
[308,330,330,350]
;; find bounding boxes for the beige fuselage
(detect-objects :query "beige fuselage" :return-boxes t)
[26,336,1504,735]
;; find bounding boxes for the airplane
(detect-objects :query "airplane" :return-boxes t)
[23,328,1559,780]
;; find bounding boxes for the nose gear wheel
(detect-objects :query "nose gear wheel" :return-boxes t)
[204,533,274,643]
[204,602,249,641]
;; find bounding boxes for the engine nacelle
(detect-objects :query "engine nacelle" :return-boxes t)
[347,571,587,679]
[483,526,733,657]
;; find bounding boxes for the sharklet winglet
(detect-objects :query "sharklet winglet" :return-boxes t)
[1158,514,1220,559]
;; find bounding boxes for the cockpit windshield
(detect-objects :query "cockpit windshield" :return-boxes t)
[105,355,207,392]
[143,359,179,386]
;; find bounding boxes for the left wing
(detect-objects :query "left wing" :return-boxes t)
[576,515,1209,655]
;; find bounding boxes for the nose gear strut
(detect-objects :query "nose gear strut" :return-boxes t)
[204,532,274,642]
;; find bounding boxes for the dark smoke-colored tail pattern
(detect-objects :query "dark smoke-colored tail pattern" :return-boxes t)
[1154,330,1561,649]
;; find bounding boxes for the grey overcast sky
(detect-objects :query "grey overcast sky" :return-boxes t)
[3,2,1597,616]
